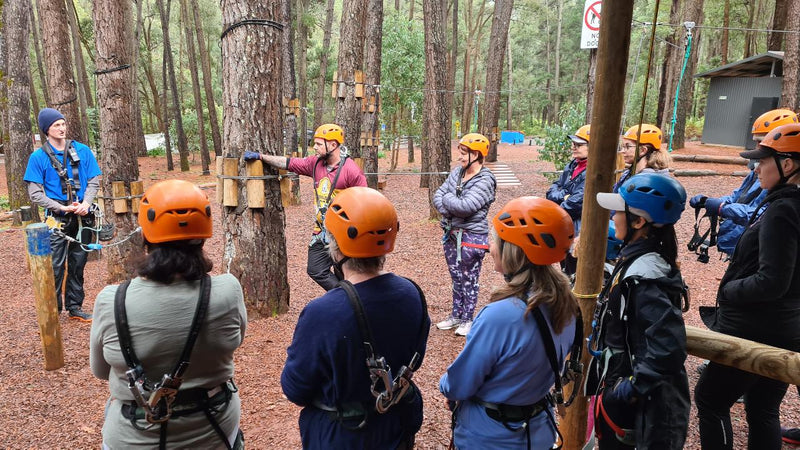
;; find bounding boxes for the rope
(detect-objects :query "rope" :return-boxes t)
[668,25,694,153]
[52,96,77,107]
[216,174,284,180]
[572,291,601,299]
[621,27,648,134]
[220,19,284,40]
[95,194,143,201]
[94,64,131,76]
[630,0,662,177]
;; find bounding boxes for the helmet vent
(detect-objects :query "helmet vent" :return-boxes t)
[532,217,543,225]
[518,218,527,226]
[147,208,156,222]
[205,206,211,216]
[174,209,188,214]
[347,226,358,239]
[377,240,385,246]
[540,233,557,249]
[527,233,539,247]
[178,221,188,227]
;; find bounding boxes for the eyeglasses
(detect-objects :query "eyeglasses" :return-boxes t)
[621,144,638,151]
[571,142,588,148]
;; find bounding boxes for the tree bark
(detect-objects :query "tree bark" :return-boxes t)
[448,0,458,115]
[29,65,42,120]
[93,0,145,283]
[768,0,787,51]
[38,0,85,143]
[282,0,299,157]
[5,0,39,223]
[743,0,755,58]
[553,0,563,120]
[191,0,223,157]
[29,0,50,106]
[657,0,682,132]
[180,0,211,175]
[480,0,514,163]
[65,0,90,141]
[141,21,165,133]
[295,0,308,141]
[157,0,190,171]
[585,49,597,124]
[781,0,800,110]
[131,0,148,156]
[161,18,175,172]
[721,0,730,64]
[361,0,383,188]
[423,0,451,219]
[334,0,368,158]
[671,1,704,150]
[221,0,290,316]
[312,0,335,130]
[507,31,513,129]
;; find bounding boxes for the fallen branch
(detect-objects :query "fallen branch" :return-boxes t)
[672,169,748,177]
[671,154,748,166]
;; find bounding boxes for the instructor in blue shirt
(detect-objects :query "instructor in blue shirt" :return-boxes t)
[24,108,101,322]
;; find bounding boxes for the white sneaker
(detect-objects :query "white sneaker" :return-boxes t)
[436,316,462,330]
[454,320,473,336]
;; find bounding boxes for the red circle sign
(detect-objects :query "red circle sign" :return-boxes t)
[584,1,601,31]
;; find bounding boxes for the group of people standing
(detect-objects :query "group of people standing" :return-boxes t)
[24,105,800,448]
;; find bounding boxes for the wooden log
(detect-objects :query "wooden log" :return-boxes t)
[25,223,65,371]
[246,160,266,208]
[671,153,748,165]
[112,181,128,213]
[130,181,144,214]
[352,157,364,171]
[672,169,747,177]
[279,170,291,208]
[686,325,800,386]
[222,158,239,207]
[216,156,224,203]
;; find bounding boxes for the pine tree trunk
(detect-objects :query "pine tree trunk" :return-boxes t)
[553,0,562,120]
[672,0,704,150]
[781,0,800,110]
[480,0,514,163]
[507,33,513,129]
[221,0,290,316]
[334,0,367,158]
[161,35,175,171]
[131,0,148,157]
[768,0,787,51]
[64,0,90,140]
[38,0,85,143]
[460,46,473,134]
[180,0,211,175]
[157,0,190,171]
[295,0,308,140]
[29,0,51,106]
[361,0,383,189]
[29,65,42,120]
[585,49,597,124]
[142,25,165,133]
[721,0,730,64]
[191,0,222,157]
[281,0,299,156]
[312,0,335,130]
[657,0,682,132]
[423,0,451,219]
[93,0,145,283]
[448,0,459,116]
[5,0,39,223]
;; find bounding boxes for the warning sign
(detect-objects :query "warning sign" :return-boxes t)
[581,0,601,49]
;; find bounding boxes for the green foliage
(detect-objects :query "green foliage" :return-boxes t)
[685,116,704,140]
[169,110,211,155]
[147,146,167,157]
[0,195,9,212]
[86,107,100,150]
[536,104,586,171]
[377,150,386,159]
[519,117,546,138]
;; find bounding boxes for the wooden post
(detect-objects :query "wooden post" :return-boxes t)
[25,223,65,371]
[216,156,224,204]
[561,0,636,447]
[686,325,800,386]
[130,181,144,214]
[21,206,35,273]
[222,158,239,207]
[279,170,291,207]
[112,181,128,213]
[246,161,266,208]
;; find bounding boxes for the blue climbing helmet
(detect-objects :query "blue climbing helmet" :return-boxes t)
[619,173,686,225]
[606,220,623,260]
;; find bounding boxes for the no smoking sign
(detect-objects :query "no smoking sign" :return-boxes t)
[580,0,601,49]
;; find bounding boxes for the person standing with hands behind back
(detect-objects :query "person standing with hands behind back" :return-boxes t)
[434,133,497,337]
[243,123,366,291]
[24,107,101,322]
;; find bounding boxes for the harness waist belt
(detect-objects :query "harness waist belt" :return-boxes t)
[476,397,549,423]
[121,381,234,421]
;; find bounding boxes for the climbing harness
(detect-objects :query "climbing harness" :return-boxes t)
[687,200,718,264]
[46,203,119,252]
[311,154,347,234]
[314,278,428,429]
[441,167,494,263]
[115,275,238,449]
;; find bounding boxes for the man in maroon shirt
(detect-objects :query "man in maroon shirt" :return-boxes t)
[244,123,367,290]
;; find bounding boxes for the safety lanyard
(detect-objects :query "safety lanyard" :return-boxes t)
[42,140,79,202]
[531,306,583,407]
[313,156,347,211]
[114,275,211,424]
[338,278,428,414]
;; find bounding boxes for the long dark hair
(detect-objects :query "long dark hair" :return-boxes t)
[137,239,213,283]
[628,213,679,268]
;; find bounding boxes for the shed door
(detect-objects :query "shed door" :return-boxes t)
[745,97,779,149]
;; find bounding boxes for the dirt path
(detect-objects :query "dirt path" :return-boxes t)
[0,142,796,448]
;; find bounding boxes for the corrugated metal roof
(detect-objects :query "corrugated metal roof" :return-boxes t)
[695,51,784,78]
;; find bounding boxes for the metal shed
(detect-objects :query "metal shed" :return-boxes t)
[696,51,784,149]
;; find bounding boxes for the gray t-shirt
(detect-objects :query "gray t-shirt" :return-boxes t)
[90,273,247,448]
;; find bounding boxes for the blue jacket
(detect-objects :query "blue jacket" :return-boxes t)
[440,298,575,449]
[281,274,430,449]
[546,159,586,235]
[714,170,767,255]
[434,166,496,235]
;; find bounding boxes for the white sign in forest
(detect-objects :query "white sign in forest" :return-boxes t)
[581,0,601,49]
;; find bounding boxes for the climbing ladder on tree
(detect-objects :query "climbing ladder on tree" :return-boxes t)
[485,162,522,187]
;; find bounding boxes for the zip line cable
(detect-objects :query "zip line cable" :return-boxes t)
[632,19,800,34]
[668,23,694,153]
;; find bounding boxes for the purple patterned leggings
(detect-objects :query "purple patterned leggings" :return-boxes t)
[443,231,488,321]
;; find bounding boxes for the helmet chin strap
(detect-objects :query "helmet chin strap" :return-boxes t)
[333,255,350,280]
[321,141,336,161]
[498,240,534,282]
[774,155,800,185]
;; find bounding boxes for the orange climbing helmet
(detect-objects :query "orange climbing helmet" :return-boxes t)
[623,124,662,149]
[742,123,800,159]
[569,124,591,144]
[324,187,399,258]
[139,180,212,244]
[459,133,490,157]
[493,197,574,266]
[314,123,345,144]
[751,108,798,136]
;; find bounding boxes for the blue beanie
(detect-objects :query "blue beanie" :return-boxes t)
[38,108,65,135]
